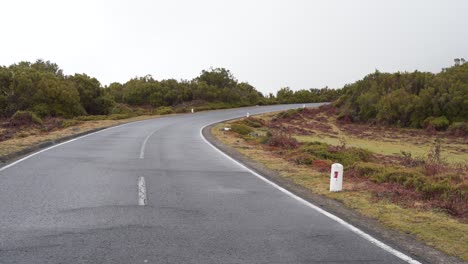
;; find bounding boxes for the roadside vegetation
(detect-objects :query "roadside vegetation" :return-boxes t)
[0,59,341,157]
[337,62,467,131]
[0,60,341,120]
[213,104,467,259]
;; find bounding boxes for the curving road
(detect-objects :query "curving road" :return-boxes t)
[0,104,419,264]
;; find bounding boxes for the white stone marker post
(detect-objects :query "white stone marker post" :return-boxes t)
[330,163,343,192]
[191,108,194,113]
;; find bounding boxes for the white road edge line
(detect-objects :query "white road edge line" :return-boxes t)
[140,128,159,159]
[138,176,147,206]
[0,122,139,173]
[199,123,422,264]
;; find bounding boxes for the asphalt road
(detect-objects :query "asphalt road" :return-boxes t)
[0,104,419,264]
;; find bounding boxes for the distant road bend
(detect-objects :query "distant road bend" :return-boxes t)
[0,104,421,264]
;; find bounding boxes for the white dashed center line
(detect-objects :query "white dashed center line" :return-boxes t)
[140,128,159,159]
[138,176,147,206]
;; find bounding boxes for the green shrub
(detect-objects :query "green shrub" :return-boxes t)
[231,124,253,135]
[423,116,450,130]
[154,106,174,115]
[111,104,133,115]
[421,181,453,199]
[275,108,303,120]
[30,103,51,117]
[352,162,384,177]
[9,111,43,126]
[193,102,248,112]
[372,170,422,185]
[240,117,264,128]
[107,113,134,120]
[289,152,315,165]
[265,132,300,149]
[74,115,107,121]
[352,163,461,201]
[300,141,371,166]
[174,107,189,113]
[447,122,468,136]
[60,119,80,128]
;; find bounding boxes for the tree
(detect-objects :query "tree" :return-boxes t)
[337,62,468,128]
[276,87,294,103]
[69,74,112,115]
[196,68,237,89]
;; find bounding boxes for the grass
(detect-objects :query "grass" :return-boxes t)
[212,114,468,260]
[294,134,468,164]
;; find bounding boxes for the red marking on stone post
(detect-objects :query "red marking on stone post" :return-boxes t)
[334,171,338,179]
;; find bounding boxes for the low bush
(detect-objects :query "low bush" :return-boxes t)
[447,122,468,136]
[60,119,80,128]
[352,162,467,214]
[274,108,303,120]
[107,113,135,120]
[231,124,253,135]
[195,102,245,112]
[371,169,424,186]
[264,131,300,149]
[176,108,189,113]
[240,117,264,128]
[30,103,51,117]
[352,163,427,189]
[351,162,384,177]
[300,141,371,166]
[312,159,332,172]
[75,115,107,121]
[154,106,174,115]
[423,116,450,131]
[400,151,425,167]
[289,152,315,165]
[425,138,446,176]
[111,104,134,115]
[9,111,43,126]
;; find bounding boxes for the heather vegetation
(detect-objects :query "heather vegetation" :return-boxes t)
[336,62,468,131]
[225,107,467,218]
[215,106,467,259]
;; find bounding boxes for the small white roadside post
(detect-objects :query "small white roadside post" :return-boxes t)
[330,163,343,192]
[303,104,306,109]
[191,108,194,113]
[246,112,250,118]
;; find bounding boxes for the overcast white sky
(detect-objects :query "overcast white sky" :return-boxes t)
[0,0,467,94]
